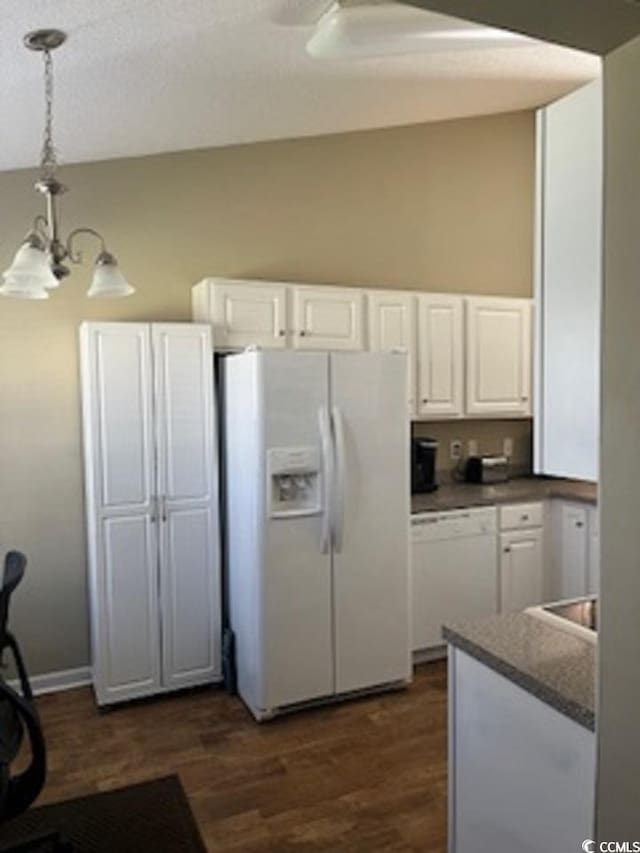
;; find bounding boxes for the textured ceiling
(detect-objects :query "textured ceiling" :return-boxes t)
[0,0,600,172]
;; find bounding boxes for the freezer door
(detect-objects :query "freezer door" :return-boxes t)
[261,351,335,710]
[330,352,412,694]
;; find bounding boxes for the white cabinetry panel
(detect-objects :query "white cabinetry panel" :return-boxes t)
[101,515,161,701]
[81,322,221,706]
[153,324,220,690]
[500,528,544,613]
[417,294,464,419]
[293,286,364,351]
[368,290,416,414]
[555,502,589,600]
[161,507,219,688]
[93,324,154,510]
[466,297,532,417]
[193,278,288,350]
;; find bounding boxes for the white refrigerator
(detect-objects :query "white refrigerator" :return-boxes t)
[223,349,411,720]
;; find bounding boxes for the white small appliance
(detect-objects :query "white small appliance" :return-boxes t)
[223,349,411,720]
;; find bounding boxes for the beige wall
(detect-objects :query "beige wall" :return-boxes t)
[597,35,640,841]
[0,111,534,675]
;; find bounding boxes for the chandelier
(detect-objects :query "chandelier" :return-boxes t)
[0,29,134,300]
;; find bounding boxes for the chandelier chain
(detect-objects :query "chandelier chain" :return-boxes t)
[40,49,57,179]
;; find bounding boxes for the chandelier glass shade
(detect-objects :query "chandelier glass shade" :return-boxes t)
[0,29,134,301]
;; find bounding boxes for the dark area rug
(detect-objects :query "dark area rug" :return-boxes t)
[0,775,206,853]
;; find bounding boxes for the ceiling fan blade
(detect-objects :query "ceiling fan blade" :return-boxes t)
[273,0,337,27]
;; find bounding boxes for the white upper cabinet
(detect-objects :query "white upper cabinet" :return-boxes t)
[465,296,532,418]
[367,290,417,414]
[293,286,365,351]
[192,279,534,420]
[417,294,464,419]
[535,80,602,482]
[192,278,288,350]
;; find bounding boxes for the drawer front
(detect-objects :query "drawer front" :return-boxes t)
[499,502,544,531]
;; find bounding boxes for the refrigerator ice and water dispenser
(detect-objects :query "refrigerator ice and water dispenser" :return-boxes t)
[267,447,321,518]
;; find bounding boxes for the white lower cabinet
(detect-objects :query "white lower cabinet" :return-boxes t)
[410,498,597,658]
[411,508,498,654]
[500,529,544,613]
[499,503,544,613]
[552,501,590,600]
[80,322,222,706]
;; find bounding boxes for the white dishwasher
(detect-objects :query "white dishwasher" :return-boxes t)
[411,507,498,655]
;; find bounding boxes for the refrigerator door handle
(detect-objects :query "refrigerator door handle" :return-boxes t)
[331,406,346,554]
[318,407,333,554]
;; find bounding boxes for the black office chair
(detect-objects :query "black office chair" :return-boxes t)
[0,551,70,852]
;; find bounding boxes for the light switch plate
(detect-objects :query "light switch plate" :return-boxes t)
[503,437,513,458]
[450,440,463,461]
[468,439,478,457]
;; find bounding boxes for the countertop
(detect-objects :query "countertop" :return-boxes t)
[443,613,596,731]
[411,476,597,514]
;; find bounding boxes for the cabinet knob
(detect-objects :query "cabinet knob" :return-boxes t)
[521,514,529,521]
[278,329,286,337]
[521,396,529,402]
[422,398,429,404]
[299,330,307,337]
[504,546,512,553]
[576,521,584,528]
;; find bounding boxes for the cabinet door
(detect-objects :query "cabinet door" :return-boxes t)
[368,290,417,414]
[417,294,464,418]
[194,278,288,350]
[500,529,544,613]
[153,324,221,689]
[80,323,161,705]
[465,297,532,417]
[293,286,364,351]
[558,503,589,599]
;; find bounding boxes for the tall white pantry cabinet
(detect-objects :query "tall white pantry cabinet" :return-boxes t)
[79,322,221,706]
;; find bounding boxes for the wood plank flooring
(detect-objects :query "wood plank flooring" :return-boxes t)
[21,662,447,852]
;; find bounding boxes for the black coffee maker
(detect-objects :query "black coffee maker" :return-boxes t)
[411,437,438,494]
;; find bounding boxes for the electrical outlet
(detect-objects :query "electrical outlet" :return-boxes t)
[503,437,513,458]
[450,440,463,461]
[468,439,478,457]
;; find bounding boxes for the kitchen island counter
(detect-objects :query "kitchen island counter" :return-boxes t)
[443,612,596,731]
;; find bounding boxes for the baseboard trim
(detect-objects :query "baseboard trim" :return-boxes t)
[8,666,91,697]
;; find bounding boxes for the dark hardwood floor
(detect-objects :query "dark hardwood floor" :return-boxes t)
[28,661,448,852]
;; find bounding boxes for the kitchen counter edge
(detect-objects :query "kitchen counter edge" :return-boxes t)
[443,613,596,732]
[412,477,597,514]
